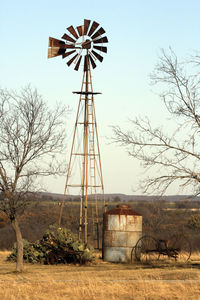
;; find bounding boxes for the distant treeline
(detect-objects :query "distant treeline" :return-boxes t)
[38,192,200,202]
[0,197,200,251]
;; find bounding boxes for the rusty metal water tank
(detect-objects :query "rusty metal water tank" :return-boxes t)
[103,205,142,262]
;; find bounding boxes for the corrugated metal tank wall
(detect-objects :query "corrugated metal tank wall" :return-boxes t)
[103,205,142,262]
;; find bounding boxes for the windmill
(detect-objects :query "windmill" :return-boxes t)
[48,19,108,244]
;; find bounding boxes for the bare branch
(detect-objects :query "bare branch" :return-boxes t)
[112,49,200,195]
[0,85,69,215]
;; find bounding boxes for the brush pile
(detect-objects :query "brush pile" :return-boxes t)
[8,225,94,264]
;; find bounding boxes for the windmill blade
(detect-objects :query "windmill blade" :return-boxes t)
[74,55,82,71]
[49,37,65,47]
[88,54,96,69]
[62,33,76,43]
[84,19,91,35]
[88,21,99,36]
[67,54,78,66]
[93,36,108,44]
[67,25,79,39]
[91,50,103,62]
[62,50,76,59]
[84,55,89,72]
[93,45,107,53]
[77,25,83,36]
[91,27,105,40]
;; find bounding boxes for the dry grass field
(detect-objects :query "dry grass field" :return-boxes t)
[0,251,200,300]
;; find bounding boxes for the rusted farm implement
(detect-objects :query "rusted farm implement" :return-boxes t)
[45,249,84,265]
[132,234,191,263]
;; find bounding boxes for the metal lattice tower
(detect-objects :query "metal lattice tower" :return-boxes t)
[48,19,108,244]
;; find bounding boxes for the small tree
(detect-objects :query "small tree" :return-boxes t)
[0,85,67,271]
[112,49,200,195]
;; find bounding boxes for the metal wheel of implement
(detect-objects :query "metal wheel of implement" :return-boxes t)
[131,246,136,263]
[134,235,158,262]
[167,234,191,262]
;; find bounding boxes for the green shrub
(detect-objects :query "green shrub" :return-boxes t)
[8,225,94,264]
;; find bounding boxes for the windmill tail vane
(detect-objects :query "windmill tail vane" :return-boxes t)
[48,19,108,72]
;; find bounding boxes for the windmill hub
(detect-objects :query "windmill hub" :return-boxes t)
[82,39,91,49]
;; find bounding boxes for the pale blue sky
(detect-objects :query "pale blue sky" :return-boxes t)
[1,0,200,195]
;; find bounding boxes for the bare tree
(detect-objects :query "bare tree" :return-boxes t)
[0,85,68,272]
[112,49,200,195]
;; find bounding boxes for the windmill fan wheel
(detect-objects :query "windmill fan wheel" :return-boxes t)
[48,19,108,71]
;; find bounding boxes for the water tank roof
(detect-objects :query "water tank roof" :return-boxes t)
[105,205,141,216]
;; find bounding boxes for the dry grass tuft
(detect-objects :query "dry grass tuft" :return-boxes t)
[0,251,200,299]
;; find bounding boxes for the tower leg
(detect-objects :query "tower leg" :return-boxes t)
[59,58,106,246]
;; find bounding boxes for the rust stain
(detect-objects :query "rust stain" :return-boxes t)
[104,205,141,216]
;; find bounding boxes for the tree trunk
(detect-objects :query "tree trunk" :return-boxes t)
[11,218,24,272]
